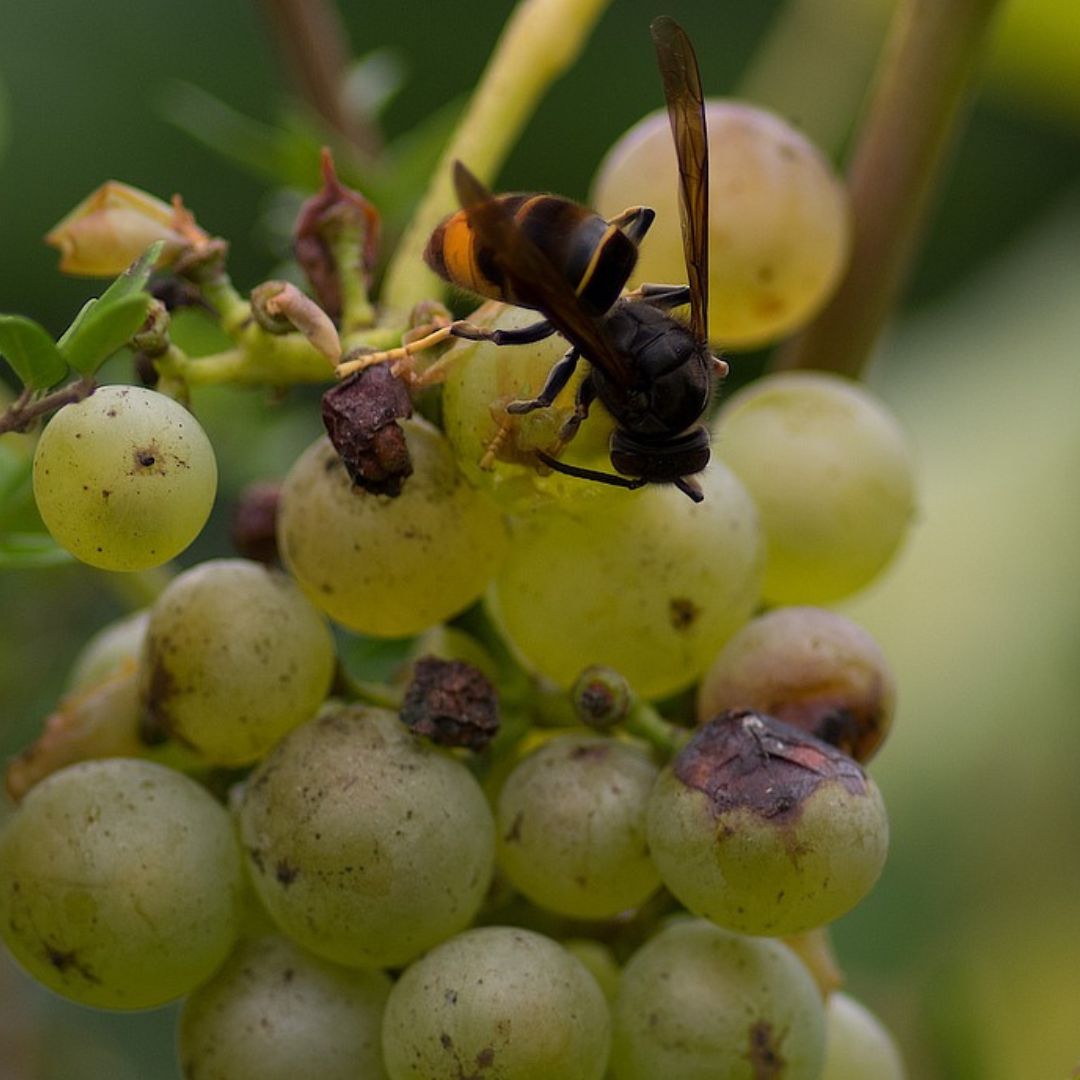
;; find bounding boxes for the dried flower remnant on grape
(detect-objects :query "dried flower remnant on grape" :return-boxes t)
[572,665,633,731]
[400,657,500,751]
[678,709,871,821]
[294,148,380,320]
[321,363,414,494]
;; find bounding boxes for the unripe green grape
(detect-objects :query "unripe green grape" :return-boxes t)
[178,934,391,1080]
[647,711,889,936]
[495,733,661,919]
[487,462,762,699]
[66,609,149,692]
[714,371,916,604]
[697,606,896,762]
[32,384,216,570]
[441,303,617,511]
[592,101,850,350]
[238,705,494,969]
[381,926,611,1080]
[611,919,825,1079]
[561,938,621,1002]
[277,422,509,637]
[138,559,336,766]
[0,758,242,1009]
[822,992,906,1080]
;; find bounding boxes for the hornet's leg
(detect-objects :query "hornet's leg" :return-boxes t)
[553,371,597,448]
[336,317,556,379]
[505,345,581,415]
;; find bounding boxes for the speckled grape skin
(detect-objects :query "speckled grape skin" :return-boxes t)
[592,101,850,350]
[277,421,509,636]
[487,462,762,699]
[495,734,661,918]
[138,559,336,767]
[611,919,825,1080]
[381,926,611,1080]
[0,758,243,1009]
[179,934,391,1080]
[238,706,495,970]
[32,384,217,570]
[697,606,896,762]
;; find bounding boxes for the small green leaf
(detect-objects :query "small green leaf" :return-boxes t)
[98,240,165,306]
[59,292,152,375]
[0,315,67,389]
[0,532,73,568]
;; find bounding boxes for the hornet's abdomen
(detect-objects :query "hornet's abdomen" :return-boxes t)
[424,194,639,317]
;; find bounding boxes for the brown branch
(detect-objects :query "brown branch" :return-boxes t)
[773,0,1005,377]
[257,0,383,158]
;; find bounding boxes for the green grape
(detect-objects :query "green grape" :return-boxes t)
[611,919,825,1079]
[697,606,896,762]
[0,758,242,1009]
[647,711,889,937]
[66,609,149,692]
[441,303,618,511]
[237,705,495,969]
[592,101,850,350]
[178,933,391,1080]
[822,992,906,1079]
[277,422,509,637]
[561,938,621,1002]
[495,733,661,919]
[487,462,762,699]
[381,926,611,1080]
[138,559,336,767]
[713,371,916,604]
[32,384,217,571]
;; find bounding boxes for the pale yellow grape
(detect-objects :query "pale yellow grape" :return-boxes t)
[714,371,916,604]
[495,734,661,919]
[487,462,762,699]
[277,421,508,636]
[179,934,391,1080]
[562,938,621,1002]
[66,609,149,691]
[441,303,617,511]
[382,926,611,1080]
[32,384,216,570]
[238,705,494,969]
[138,559,336,766]
[0,758,242,1009]
[592,101,850,349]
[697,605,896,762]
[823,992,906,1079]
[611,919,825,1079]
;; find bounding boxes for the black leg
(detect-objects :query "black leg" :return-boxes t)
[556,371,597,443]
[506,346,581,415]
[450,318,556,346]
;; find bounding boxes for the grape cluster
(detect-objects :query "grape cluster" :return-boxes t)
[2,68,914,1080]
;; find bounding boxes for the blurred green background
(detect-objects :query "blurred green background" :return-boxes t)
[2,0,1079,1077]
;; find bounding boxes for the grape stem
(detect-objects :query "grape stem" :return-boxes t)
[773,0,1005,377]
[622,699,687,760]
[0,376,96,435]
[378,0,614,319]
